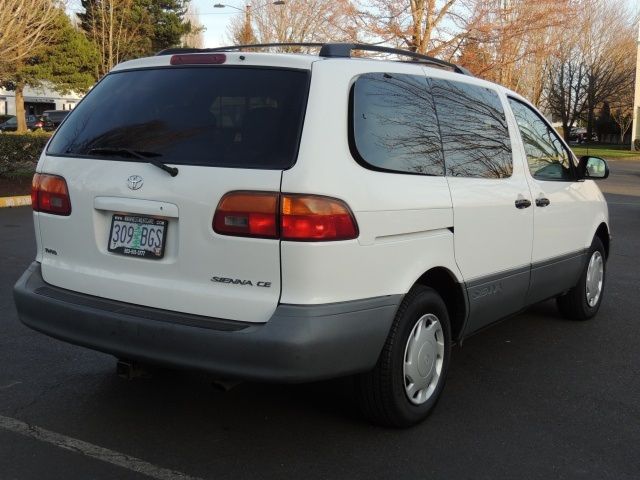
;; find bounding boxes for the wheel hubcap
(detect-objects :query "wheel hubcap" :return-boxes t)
[403,314,444,405]
[585,251,604,307]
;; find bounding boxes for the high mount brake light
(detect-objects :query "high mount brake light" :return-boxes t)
[170,54,227,65]
[31,173,71,215]
[213,192,358,241]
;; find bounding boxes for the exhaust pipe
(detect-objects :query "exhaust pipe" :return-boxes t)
[116,360,154,380]
[211,379,243,392]
[116,360,242,390]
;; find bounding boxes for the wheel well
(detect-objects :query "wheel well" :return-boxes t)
[415,268,466,341]
[595,223,610,259]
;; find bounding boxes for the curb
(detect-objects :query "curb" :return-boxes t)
[0,195,31,208]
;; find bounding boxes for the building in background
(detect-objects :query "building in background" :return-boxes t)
[632,23,640,149]
[0,84,82,117]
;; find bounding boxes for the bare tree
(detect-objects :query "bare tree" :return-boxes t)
[0,0,67,132]
[0,0,63,70]
[457,0,571,96]
[353,0,478,55]
[610,84,635,144]
[182,2,205,48]
[579,0,638,142]
[546,42,590,141]
[611,107,633,144]
[224,0,358,47]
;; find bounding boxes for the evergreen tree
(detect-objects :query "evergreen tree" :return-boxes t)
[24,17,100,94]
[140,0,191,54]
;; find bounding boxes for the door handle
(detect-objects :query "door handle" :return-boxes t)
[536,197,550,207]
[515,199,531,209]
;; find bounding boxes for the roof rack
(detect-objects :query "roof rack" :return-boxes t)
[156,42,473,77]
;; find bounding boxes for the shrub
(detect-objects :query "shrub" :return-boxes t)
[0,131,51,177]
[635,139,640,152]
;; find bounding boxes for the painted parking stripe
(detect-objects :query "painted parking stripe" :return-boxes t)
[0,196,31,208]
[0,415,202,480]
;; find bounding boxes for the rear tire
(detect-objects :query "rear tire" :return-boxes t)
[556,236,606,320]
[355,285,451,428]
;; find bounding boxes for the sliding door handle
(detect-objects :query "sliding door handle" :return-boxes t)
[515,199,531,209]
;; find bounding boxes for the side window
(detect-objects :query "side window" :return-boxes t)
[508,98,574,180]
[351,72,444,176]
[430,79,513,179]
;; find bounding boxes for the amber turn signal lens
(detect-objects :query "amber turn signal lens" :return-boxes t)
[281,195,358,241]
[213,192,358,241]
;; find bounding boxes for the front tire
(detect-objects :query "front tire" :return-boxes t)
[556,236,606,320]
[355,285,451,428]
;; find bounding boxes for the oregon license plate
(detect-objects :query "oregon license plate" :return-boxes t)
[108,214,167,259]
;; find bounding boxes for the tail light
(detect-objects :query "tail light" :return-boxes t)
[214,192,358,241]
[213,192,279,238]
[281,195,358,241]
[31,173,71,215]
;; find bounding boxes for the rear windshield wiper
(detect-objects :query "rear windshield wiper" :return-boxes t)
[89,147,179,177]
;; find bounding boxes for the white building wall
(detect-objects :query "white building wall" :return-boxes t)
[632,23,640,149]
[0,83,83,116]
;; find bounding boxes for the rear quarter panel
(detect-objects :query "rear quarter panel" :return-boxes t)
[280,60,461,305]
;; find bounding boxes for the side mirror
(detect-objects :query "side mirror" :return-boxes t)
[578,156,609,180]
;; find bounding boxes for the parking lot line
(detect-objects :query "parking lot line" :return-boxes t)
[0,196,31,208]
[0,415,202,480]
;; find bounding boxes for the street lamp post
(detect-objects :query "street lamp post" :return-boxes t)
[214,1,285,45]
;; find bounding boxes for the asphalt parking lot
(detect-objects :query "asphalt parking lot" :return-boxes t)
[1,160,639,479]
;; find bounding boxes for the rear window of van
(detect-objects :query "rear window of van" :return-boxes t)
[47,67,310,169]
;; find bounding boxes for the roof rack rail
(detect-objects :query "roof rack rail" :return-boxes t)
[156,42,472,76]
[155,43,321,56]
[318,43,472,76]
[156,47,204,56]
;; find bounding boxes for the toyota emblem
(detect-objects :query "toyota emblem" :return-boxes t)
[127,175,144,190]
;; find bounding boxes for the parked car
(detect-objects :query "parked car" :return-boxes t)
[570,128,597,143]
[0,115,45,132]
[14,43,610,427]
[41,110,70,131]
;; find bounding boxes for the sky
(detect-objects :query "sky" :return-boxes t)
[190,0,240,48]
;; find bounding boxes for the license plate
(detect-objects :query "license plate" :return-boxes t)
[108,214,167,259]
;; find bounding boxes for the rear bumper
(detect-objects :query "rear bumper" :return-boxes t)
[14,262,401,382]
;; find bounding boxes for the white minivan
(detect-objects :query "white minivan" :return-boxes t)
[14,43,610,427]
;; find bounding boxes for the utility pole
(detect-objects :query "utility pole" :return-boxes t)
[244,5,252,44]
[214,2,285,45]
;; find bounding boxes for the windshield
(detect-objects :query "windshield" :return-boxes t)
[47,66,310,169]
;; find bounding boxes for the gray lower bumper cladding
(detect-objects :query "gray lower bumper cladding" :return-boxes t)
[13,262,401,382]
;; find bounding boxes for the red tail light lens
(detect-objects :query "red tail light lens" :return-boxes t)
[213,192,358,241]
[31,173,71,215]
[214,192,279,238]
[281,195,358,241]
